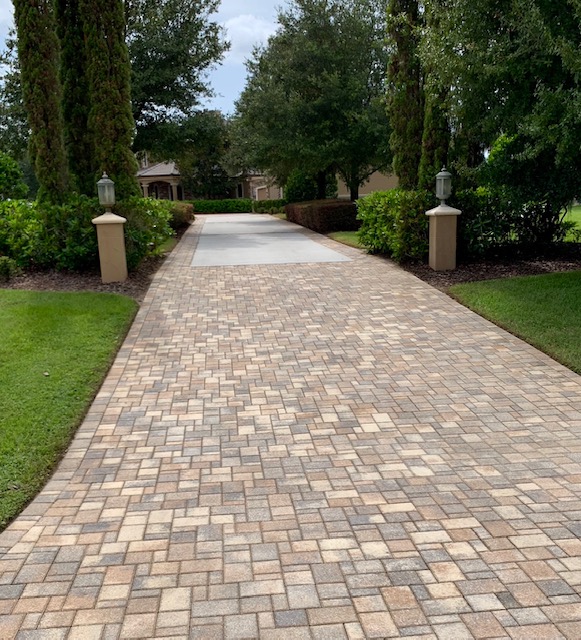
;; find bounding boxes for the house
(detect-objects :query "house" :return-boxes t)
[136,158,396,202]
[137,161,184,200]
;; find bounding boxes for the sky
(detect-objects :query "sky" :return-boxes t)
[0,0,284,115]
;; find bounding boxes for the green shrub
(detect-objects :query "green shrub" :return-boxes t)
[285,199,359,234]
[0,256,19,282]
[451,188,573,259]
[191,199,252,213]
[253,199,287,214]
[356,189,434,262]
[0,196,174,272]
[114,198,174,270]
[168,201,194,230]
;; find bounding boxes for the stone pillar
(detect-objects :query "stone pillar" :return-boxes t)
[92,212,128,283]
[426,204,462,271]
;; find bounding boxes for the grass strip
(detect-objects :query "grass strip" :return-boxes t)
[328,230,361,248]
[450,271,581,374]
[0,290,138,530]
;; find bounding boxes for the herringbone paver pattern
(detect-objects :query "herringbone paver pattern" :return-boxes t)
[2,215,581,639]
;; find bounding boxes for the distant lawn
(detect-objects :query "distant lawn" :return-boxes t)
[328,230,362,248]
[450,271,581,374]
[564,205,581,240]
[0,290,137,530]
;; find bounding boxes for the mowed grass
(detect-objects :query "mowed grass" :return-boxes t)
[328,230,362,248]
[450,271,581,374]
[0,290,138,530]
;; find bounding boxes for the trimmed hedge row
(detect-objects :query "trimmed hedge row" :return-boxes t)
[0,196,181,272]
[253,199,287,213]
[284,199,359,234]
[191,198,253,213]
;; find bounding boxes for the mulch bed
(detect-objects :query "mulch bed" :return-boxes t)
[402,244,581,291]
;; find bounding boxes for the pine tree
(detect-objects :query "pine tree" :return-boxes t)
[386,0,424,190]
[12,0,70,202]
[80,0,139,198]
[55,0,94,195]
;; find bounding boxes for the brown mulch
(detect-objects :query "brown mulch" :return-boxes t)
[0,228,189,304]
[402,244,581,291]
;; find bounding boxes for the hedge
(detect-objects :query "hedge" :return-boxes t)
[253,199,287,214]
[191,198,252,213]
[284,199,359,234]
[0,196,175,272]
[356,189,434,262]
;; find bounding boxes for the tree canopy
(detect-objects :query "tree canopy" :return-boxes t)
[234,0,392,200]
[126,0,229,134]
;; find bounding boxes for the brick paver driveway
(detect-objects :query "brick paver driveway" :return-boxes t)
[2,214,581,639]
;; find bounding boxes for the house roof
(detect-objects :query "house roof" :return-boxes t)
[137,161,180,178]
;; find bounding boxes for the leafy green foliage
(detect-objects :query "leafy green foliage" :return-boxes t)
[253,199,287,214]
[285,199,359,234]
[0,256,19,282]
[356,189,434,262]
[167,201,194,230]
[190,199,253,213]
[127,0,228,130]
[450,272,581,374]
[284,169,338,204]
[0,196,174,271]
[0,34,29,164]
[112,198,174,269]
[0,289,137,530]
[234,0,391,198]
[0,152,28,200]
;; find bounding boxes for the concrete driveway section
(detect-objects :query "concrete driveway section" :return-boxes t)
[191,213,351,266]
[2,214,581,639]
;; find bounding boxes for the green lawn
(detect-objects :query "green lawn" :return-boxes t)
[0,290,137,530]
[450,271,581,374]
[328,230,362,248]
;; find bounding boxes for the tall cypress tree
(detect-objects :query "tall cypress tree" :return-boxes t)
[386,0,424,190]
[80,0,139,198]
[418,87,449,191]
[12,0,70,202]
[55,0,94,195]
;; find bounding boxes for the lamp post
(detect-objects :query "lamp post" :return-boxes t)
[97,173,116,211]
[425,167,461,271]
[436,167,452,205]
[92,172,128,283]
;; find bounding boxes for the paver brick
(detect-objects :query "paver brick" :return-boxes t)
[1,215,581,638]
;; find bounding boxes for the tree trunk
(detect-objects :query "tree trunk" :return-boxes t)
[350,184,359,201]
[316,170,327,200]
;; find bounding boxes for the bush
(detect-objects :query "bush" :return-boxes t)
[167,201,194,230]
[113,198,174,270]
[0,256,19,282]
[451,188,574,259]
[191,199,252,213]
[356,189,434,262]
[285,199,359,234]
[0,196,174,272]
[253,199,287,214]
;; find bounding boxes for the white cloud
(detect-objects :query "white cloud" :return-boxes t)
[222,14,277,65]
